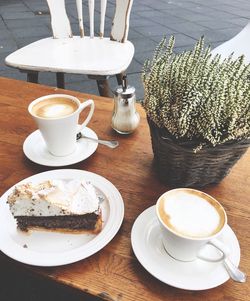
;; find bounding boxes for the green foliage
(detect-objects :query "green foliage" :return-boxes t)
[142,36,250,149]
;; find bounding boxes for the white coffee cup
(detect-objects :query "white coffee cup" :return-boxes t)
[28,94,94,156]
[156,188,230,262]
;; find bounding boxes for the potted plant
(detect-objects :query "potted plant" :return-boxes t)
[142,36,250,187]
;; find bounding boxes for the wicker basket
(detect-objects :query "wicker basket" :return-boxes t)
[148,119,250,187]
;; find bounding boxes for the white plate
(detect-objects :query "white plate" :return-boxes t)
[0,169,124,266]
[23,127,98,167]
[131,206,241,291]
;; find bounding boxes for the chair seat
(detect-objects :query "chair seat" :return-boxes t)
[212,22,250,64]
[5,37,134,76]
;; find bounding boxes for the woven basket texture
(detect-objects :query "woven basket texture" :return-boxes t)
[148,119,250,187]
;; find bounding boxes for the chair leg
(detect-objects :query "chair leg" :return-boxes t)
[116,72,125,85]
[96,79,111,97]
[26,71,39,83]
[56,72,65,89]
[88,75,111,97]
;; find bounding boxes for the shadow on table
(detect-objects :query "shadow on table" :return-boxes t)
[0,255,102,301]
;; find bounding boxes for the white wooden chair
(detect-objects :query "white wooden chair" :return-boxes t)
[211,22,250,64]
[5,0,134,97]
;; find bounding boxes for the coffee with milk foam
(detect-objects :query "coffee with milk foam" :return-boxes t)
[158,189,225,238]
[32,97,78,119]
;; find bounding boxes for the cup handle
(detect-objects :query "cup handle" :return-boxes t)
[78,99,95,131]
[197,238,230,262]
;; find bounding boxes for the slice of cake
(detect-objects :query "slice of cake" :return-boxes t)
[7,179,102,234]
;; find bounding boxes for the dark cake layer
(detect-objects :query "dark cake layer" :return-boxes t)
[16,213,100,232]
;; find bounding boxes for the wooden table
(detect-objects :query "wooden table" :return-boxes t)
[0,77,249,301]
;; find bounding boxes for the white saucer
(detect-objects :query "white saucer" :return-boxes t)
[131,206,241,291]
[23,127,98,167]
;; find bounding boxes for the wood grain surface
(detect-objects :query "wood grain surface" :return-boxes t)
[0,77,249,301]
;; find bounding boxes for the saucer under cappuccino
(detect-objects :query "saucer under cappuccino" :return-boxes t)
[31,97,78,119]
[158,189,225,239]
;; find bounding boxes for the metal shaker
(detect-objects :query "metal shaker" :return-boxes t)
[111,75,140,134]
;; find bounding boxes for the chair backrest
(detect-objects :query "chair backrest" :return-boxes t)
[46,0,133,42]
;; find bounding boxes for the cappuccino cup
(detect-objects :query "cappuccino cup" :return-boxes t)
[156,188,230,262]
[28,94,94,156]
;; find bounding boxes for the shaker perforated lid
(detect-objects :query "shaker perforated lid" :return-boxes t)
[114,75,135,99]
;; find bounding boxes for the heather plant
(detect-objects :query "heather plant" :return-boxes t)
[142,36,250,150]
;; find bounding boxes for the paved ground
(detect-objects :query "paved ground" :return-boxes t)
[0,0,250,99]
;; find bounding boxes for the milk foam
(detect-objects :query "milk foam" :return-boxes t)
[41,104,73,118]
[160,190,224,238]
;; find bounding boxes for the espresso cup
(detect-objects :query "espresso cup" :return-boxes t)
[28,94,94,156]
[156,188,230,262]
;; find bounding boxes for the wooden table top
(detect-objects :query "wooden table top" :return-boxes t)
[0,77,249,301]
